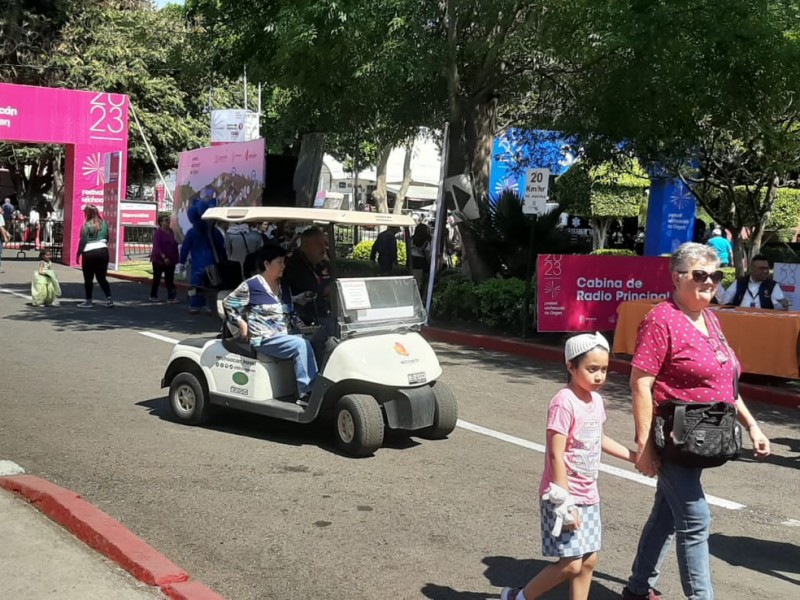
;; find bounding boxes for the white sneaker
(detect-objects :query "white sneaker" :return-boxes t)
[77,301,93,308]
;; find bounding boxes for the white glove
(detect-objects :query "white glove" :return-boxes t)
[176,263,186,275]
[542,483,577,537]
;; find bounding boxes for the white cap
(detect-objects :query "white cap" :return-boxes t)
[712,228,722,236]
[565,332,610,363]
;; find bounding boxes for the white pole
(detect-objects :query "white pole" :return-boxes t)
[243,67,248,110]
[424,123,450,321]
[129,103,174,205]
[258,83,262,117]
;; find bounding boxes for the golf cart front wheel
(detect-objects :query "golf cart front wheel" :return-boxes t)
[169,372,211,425]
[334,394,384,457]
[419,381,458,439]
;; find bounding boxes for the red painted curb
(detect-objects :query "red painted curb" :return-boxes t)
[423,326,799,410]
[163,581,228,600]
[0,474,226,599]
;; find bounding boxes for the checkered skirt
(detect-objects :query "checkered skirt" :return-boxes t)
[540,500,602,557]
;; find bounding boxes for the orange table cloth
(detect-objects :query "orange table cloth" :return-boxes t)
[613,299,800,379]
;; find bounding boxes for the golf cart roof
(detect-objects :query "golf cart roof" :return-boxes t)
[202,206,415,227]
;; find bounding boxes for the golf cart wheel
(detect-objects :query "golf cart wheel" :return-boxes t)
[419,381,458,439]
[334,394,384,457]
[169,372,211,425]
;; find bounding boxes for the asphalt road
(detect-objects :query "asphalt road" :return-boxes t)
[1,258,799,600]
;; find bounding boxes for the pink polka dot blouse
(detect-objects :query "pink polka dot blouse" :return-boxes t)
[632,300,740,405]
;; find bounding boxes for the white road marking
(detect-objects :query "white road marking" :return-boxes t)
[0,460,26,477]
[456,419,746,511]
[0,287,32,301]
[139,331,179,344]
[137,331,747,511]
[782,519,800,527]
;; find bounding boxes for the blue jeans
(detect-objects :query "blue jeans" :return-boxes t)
[256,334,318,396]
[628,461,713,599]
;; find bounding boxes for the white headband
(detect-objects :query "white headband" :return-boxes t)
[565,332,610,363]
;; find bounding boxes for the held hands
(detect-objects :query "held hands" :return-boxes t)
[748,424,771,458]
[542,483,578,536]
[635,440,661,478]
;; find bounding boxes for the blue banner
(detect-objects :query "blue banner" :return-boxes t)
[644,178,696,256]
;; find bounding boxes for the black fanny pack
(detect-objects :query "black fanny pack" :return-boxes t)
[653,401,742,468]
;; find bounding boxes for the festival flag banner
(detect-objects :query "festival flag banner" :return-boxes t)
[102,151,122,270]
[537,254,673,332]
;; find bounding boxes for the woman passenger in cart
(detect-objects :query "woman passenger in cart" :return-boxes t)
[223,244,319,407]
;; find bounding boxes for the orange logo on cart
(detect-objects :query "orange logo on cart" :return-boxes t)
[394,342,409,356]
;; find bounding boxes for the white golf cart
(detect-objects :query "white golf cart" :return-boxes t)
[160,206,458,456]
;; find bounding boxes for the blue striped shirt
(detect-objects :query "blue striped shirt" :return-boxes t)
[223,275,293,346]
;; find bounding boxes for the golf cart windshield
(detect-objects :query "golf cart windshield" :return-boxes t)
[336,277,426,337]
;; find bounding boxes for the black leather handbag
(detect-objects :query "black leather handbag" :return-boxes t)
[653,401,742,468]
[652,313,742,468]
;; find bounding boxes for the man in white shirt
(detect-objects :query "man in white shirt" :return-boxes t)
[719,254,789,310]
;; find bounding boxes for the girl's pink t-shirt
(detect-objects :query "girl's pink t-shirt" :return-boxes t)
[632,300,740,405]
[539,388,606,506]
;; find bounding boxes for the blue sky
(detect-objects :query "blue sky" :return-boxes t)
[155,0,184,7]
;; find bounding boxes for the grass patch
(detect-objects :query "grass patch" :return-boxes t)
[110,260,153,279]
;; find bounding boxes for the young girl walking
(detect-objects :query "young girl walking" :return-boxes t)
[501,332,637,600]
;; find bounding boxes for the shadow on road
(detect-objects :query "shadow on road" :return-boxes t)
[421,555,627,600]
[710,533,800,587]
[1,279,217,336]
[135,397,423,457]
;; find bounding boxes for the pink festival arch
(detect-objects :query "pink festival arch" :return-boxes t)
[0,83,129,266]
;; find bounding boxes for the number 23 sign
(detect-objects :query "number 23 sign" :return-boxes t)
[89,93,127,141]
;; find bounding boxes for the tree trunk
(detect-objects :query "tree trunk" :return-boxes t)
[371,141,392,213]
[393,140,414,215]
[748,175,780,263]
[52,153,65,212]
[445,99,497,283]
[732,232,748,276]
[293,132,325,208]
[592,218,611,250]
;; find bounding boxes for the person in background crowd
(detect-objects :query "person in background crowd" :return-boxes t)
[410,223,432,291]
[258,221,277,244]
[0,208,10,274]
[371,226,399,275]
[36,195,55,246]
[634,227,646,256]
[31,249,61,307]
[705,228,733,267]
[284,226,330,324]
[692,219,707,244]
[718,254,789,310]
[621,242,770,600]
[225,223,263,276]
[27,205,40,249]
[150,214,180,303]
[76,206,113,308]
[2,197,14,225]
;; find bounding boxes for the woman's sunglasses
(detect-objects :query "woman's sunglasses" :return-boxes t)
[677,269,725,284]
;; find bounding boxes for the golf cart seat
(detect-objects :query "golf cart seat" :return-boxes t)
[222,337,258,359]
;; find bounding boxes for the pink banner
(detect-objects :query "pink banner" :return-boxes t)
[0,83,128,265]
[120,201,157,226]
[537,254,673,332]
[175,139,264,233]
[102,152,122,269]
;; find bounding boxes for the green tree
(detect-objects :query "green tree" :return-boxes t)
[557,0,800,273]
[552,159,649,250]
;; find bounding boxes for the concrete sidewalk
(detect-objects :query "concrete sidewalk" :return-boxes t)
[0,488,163,600]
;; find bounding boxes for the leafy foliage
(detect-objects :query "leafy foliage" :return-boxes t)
[552,160,648,219]
[590,249,636,257]
[351,239,408,265]
[468,190,574,279]
[432,275,532,331]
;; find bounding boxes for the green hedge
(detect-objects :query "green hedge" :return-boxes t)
[352,239,407,264]
[590,249,637,256]
[432,276,532,330]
